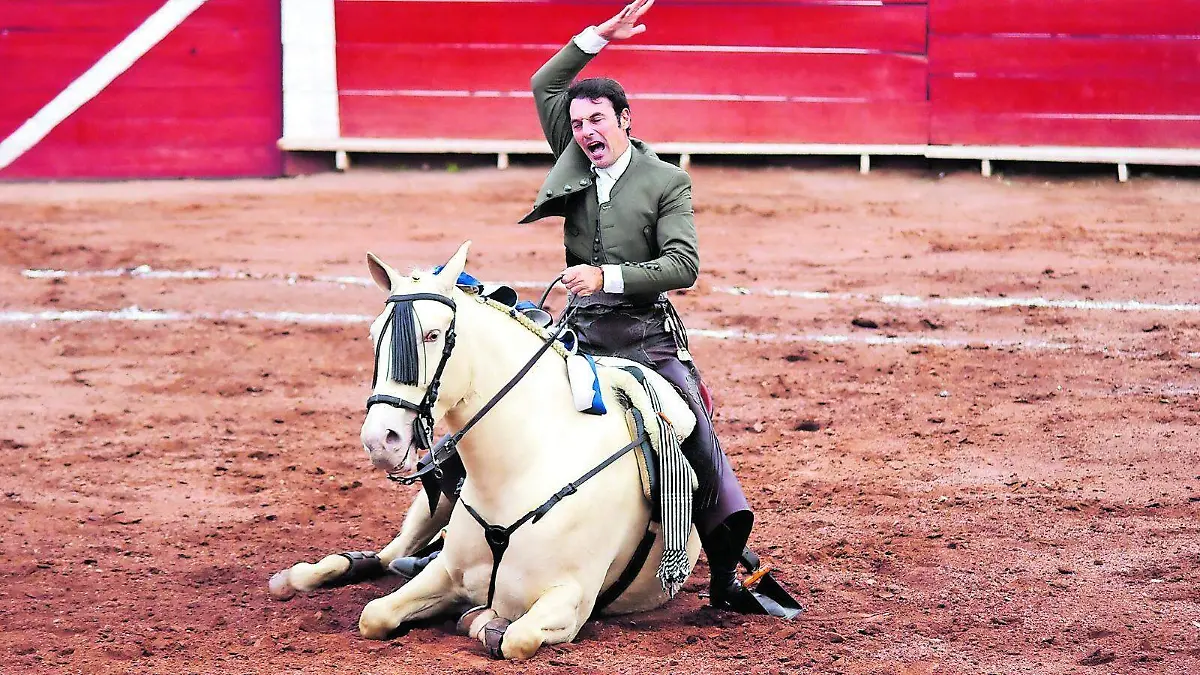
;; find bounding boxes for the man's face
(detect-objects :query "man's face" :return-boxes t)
[570,97,630,169]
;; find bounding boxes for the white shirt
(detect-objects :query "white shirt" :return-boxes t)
[573,27,630,294]
[594,143,632,204]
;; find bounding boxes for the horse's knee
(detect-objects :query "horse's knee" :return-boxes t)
[499,630,544,660]
[458,606,498,638]
[487,619,540,660]
[358,598,397,640]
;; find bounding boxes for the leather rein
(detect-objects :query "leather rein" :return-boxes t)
[365,279,655,612]
[367,282,577,486]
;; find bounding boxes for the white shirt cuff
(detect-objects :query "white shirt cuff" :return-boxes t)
[573,26,610,55]
[601,265,624,293]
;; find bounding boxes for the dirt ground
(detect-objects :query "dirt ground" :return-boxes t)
[2,160,1198,674]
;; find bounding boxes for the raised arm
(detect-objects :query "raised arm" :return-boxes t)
[529,0,655,158]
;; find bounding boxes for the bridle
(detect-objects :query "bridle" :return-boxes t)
[364,278,660,623]
[366,279,578,485]
[365,292,458,473]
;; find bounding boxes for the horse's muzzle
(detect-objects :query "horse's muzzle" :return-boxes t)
[361,412,419,474]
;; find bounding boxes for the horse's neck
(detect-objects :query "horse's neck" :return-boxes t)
[444,300,580,500]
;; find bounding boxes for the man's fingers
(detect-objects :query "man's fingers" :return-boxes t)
[630,24,646,36]
[633,0,655,19]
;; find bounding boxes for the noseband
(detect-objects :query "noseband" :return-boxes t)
[366,292,457,457]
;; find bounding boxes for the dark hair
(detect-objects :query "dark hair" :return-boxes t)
[568,77,631,132]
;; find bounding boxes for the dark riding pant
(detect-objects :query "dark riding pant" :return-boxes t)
[420,294,754,562]
[569,294,753,553]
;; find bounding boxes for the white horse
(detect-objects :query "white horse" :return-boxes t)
[270,242,700,659]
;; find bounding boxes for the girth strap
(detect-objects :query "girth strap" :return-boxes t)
[460,431,647,608]
[592,528,656,616]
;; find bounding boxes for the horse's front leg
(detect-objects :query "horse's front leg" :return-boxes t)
[377,489,453,566]
[359,555,461,639]
[268,489,453,600]
[488,583,589,660]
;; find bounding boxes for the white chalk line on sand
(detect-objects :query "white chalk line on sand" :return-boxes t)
[0,307,372,325]
[0,305,1177,357]
[21,266,1200,314]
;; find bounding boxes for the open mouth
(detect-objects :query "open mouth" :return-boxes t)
[586,140,606,154]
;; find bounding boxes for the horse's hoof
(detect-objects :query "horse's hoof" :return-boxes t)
[268,570,297,601]
[359,599,397,640]
[387,549,440,581]
[482,617,511,659]
[457,605,496,638]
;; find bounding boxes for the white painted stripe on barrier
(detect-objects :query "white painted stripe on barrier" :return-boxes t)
[419,42,879,56]
[339,89,870,104]
[0,0,208,170]
[1023,113,1200,122]
[21,267,1200,313]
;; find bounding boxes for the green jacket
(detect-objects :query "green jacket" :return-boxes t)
[518,41,700,298]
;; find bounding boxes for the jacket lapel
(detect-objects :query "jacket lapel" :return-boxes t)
[606,141,647,204]
[520,138,656,224]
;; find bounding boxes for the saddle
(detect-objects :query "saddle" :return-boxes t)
[596,359,696,510]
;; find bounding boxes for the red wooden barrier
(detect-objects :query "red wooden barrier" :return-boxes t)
[337,1,930,53]
[0,0,282,180]
[337,45,928,101]
[335,0,931,147]
[930,36,1200,79]
[929,1,1200,150]
[931,0,1200,37]
[9,0,1199,180]
[342,95,929,145]
[931,114,1200,149]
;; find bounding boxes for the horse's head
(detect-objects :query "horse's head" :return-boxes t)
[359,241,473,476]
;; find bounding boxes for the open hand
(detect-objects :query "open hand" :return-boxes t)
[596,0,655,42]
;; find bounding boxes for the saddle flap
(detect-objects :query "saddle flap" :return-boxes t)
[622,404,660,517]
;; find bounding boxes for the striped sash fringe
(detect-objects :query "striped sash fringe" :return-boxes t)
[640,375,693,597]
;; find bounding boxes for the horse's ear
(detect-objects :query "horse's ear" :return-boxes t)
[366,252,396,292]
[434,241,471,291]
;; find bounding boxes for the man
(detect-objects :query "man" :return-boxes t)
[386,0,796,616]
[516,0,762,612]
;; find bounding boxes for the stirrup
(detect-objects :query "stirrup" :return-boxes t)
[711,548,804,620]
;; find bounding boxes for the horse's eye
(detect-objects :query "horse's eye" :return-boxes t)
[423,330,441,343]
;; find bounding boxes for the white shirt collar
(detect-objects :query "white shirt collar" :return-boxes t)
[594,142,633,183]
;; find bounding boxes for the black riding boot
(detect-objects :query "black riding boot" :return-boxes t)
[701,513,767,612]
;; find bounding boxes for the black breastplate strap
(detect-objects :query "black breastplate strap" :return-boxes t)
[461,431,647,609]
